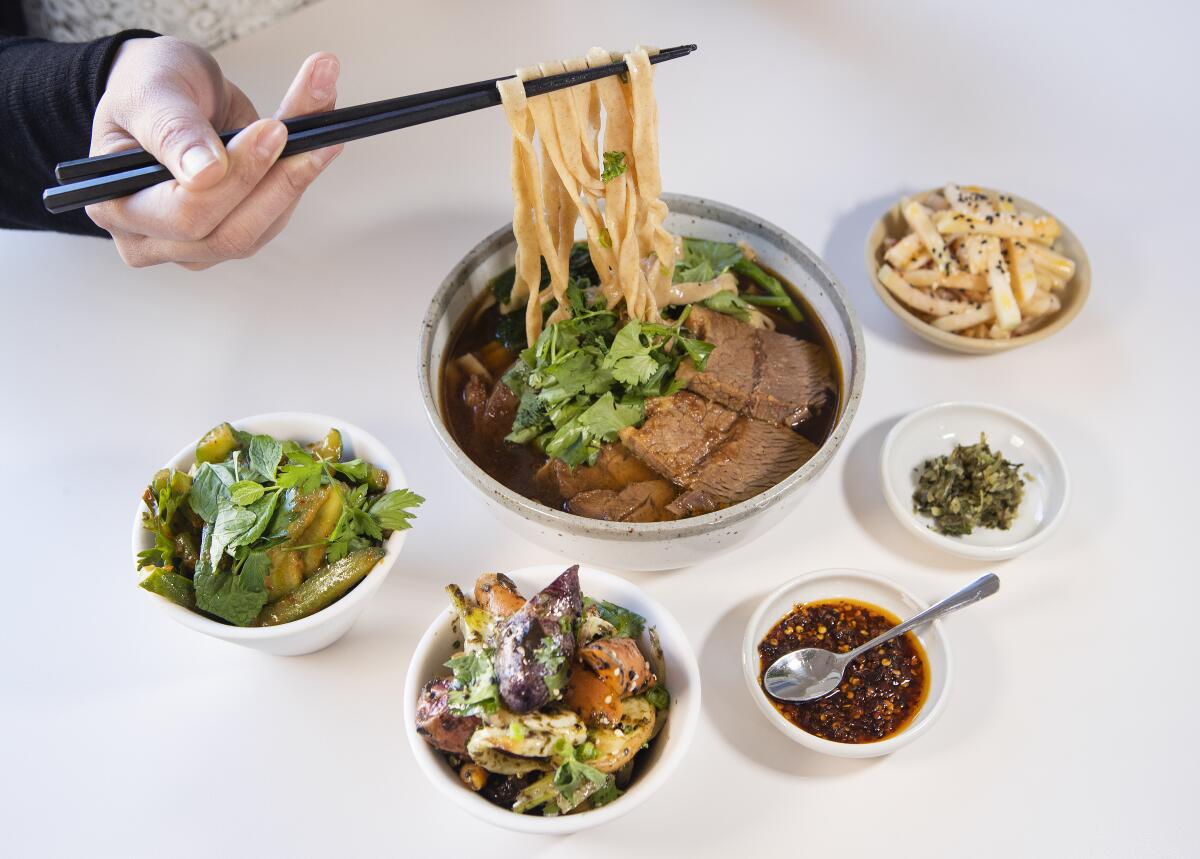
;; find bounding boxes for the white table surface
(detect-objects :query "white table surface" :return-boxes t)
[4,2,1197,856]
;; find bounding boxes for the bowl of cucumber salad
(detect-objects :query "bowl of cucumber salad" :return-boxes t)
[133,413,423,655]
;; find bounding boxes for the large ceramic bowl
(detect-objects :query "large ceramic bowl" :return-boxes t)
[403,563,701,833]
[131,413,410,656]
[418,194,865,571]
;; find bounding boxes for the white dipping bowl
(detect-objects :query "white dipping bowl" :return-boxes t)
[131,412,410,656]
[403,563,701,834]
[418,193,865,572]
[881,401,1069,561]
[742,569,952,758]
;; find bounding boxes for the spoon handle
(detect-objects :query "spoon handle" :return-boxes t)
[846,573,1000,662]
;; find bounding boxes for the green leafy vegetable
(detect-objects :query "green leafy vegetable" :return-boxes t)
[188,461,233,523]
[534,636,568,696]
[192,527,270,627]
[601,150,627,182]
[673,238,744,284]
[445,650,501,716]
[583,596,646,638]
[248,434,283,482]
[700,290,753,322]
[229,479,265,507]
[504,308,713,467]
[367,488,425,531]
[276,448,324,494]
[732,258,802,322]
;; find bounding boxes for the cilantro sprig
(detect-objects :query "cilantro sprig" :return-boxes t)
[503,287,714,468]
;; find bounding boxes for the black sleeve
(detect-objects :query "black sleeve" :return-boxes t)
[0,28,159,236]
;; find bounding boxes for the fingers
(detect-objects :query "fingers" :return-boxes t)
[92,50,344,267]
[147,144,342,266]
[122,75,230,190]
[276,52,340,119]
[89,117,288,242]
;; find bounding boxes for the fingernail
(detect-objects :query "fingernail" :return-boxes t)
[310,144,343,169]
[310,57,339,99]
[180,145,218,181]
[257,122,288,159]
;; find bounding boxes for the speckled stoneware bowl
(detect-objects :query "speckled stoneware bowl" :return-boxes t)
[418,194,865,571]
[865,187,1091,354]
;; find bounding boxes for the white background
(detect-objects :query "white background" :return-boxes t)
[3,2,1197,856]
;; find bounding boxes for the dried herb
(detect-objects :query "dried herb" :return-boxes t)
[912,433,1024,536]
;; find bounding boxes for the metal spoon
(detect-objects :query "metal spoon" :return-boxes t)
[763,573,1000,702]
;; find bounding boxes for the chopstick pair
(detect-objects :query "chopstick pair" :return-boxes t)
[43,44,697,214]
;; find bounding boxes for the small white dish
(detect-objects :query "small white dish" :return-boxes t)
[403,563,701,834]
[742,568,952,758]
[131,412,410,656]
[881,401,1069,561]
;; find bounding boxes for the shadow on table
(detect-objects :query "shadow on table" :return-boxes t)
[701,594,880,778]
[842,416,987,572]
[821,188,949,356]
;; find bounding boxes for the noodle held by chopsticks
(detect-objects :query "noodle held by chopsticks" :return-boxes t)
[498,47,676,345]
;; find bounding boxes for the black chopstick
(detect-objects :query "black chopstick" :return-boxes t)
[43,44,696,214]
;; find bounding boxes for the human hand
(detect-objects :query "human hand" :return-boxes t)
[86,37,343,269]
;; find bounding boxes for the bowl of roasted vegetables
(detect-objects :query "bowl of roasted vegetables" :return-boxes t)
[133,413,423,655]
[404,564,700,833]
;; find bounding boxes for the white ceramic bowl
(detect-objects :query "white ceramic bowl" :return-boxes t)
[881,401,1069,561]
[418,194,865,571]
[131,412,410,656]
[742,568,952,758]
[403,563,701,834]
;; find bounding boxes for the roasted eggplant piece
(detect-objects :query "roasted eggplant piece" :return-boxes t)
[494,565,582,714]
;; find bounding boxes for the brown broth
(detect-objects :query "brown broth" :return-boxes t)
[440,255,844,516]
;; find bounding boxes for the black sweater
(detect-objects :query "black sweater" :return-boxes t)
[1,8,156,236]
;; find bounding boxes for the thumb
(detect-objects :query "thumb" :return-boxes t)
[130,84,229,191]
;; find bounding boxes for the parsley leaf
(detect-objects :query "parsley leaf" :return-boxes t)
[276,448,323,494]
[329,458,369,483]
[367,488,425,531]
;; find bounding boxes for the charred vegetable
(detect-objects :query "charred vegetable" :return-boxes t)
[495,566,582,713]
[136,422,423,626]
[912,433,1025,536]
[415,566,670,816]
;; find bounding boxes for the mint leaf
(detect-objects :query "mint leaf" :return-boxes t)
[229,491,280,550]
[192,528,269,627]
[209,499,256,567]
[189,462,234,523]
[368,488,424,531]
[229,480,265,507]
[248,434,283,482]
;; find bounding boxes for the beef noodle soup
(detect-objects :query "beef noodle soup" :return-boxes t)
[440,241,842,523]
[438,47,840,523]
